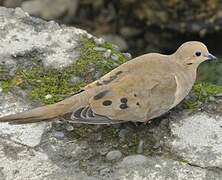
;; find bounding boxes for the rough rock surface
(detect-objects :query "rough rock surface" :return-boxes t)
[1,7,222,180]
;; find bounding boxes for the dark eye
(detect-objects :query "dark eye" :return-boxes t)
[195,51,201,57]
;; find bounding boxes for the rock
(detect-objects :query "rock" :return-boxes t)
[53,131,65,139]
[111,54,119,61]
[137,139,144,154]
[118,128,129,142]
[122,53,132,60]
[118,155,148,168]
[0,7,90,69]
[102,34,128,51]
[0,93,47,147]
[65,123,74,131]
[0,138,59,179]
[106,150,122,161]
[94,38,105,45]
[3,0,23,8]
[114,156,218,180]
[45,94,53,99]
[169,113,222,168]
[209,96,216,102]
[21,0,79,23]
[104,49,112,59]
[215,93,222,97]
[93,47,107,52]
[69,76,83,84]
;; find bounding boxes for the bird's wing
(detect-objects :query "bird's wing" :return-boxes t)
[70,71,177,124]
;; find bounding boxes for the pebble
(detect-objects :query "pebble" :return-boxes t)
[104,49,112,59]
[111,54,119,61]
[106,150,122,161]
[202,90,208,97]
[209,96,216,102]
[69,76,83,84]
[137,139,144,154]
[99,167,110,176]
[53,131,65,139]
[118,129,129,142]
[95,38,105,45]
[207,104,217,111]
[123,52,132,60]
[215,93,222,97]
[93,47,107,52]
[45,94,53,99]
[65,124,74,131]
[118,155,148,168]
[102,34,128,51]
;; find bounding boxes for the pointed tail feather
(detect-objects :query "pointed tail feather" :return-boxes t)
[0,91,88,124]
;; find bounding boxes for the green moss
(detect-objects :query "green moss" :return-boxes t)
[184,82,222,109]
[0,35,127,104]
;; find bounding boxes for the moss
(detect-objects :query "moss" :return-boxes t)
[0,35,127,104]
[184,82,222,109]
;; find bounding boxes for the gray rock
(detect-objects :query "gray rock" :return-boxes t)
[209,96,216,102]
[104,49,112,59]
[65,123,74,131]
[69,76,83,84]
[118,128,129,142]
[0,138,59,180]
[106,150,122,161]
[118,155,148,168]
[94,38,105,45]
[0,7,91,69]
[53,131,65,139]
[102,34,128,51]
[169,113,222,168]
[137,139,144,154]
[215,93,222,97]
[0,93,47,147]
[21,0,79,23]
[3,0,23,7]
[111,54,119,61]
[123,52,132,60]
[114,156,215,180]
[93,47,107,52]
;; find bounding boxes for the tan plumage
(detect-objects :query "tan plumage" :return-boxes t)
[0,41,216,124]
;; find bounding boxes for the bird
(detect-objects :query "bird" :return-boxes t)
[0,41,217,125]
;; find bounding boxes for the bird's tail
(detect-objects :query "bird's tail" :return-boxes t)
[0,91,88,124]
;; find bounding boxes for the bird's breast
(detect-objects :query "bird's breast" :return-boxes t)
[171,70,196,108]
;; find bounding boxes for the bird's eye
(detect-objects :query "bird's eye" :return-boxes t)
[195,51,201,57]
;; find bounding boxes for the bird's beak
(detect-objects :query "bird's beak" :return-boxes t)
[205,53,217,61]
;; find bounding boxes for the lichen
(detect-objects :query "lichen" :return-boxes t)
[0,35,127,104]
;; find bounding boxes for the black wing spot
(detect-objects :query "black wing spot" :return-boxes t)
[120,97,128,103]
[96,81,103,86]
[103,100,112,106]
[134,94,137,97]
[116,71,123,75]
[120,104,128,109]
[136,102,140,106]
[94,90,109,100]
[102,75,118,85]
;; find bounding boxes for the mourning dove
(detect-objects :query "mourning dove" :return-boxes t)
[0,41,216,124]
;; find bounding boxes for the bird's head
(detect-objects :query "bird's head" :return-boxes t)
[174,41,217,67]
